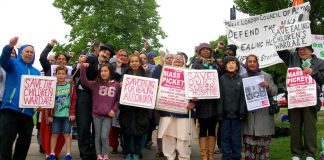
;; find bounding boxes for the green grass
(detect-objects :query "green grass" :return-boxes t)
[270,108,324,159]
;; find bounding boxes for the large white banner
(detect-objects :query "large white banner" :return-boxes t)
[286,67,317,109]
[242,75,270,111]
[120,74,158,109]
[156,66,188,114]
[19,75,57,108]
[226,2,311,68]
[312,35,324,60]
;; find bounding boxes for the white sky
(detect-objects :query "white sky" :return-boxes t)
[0,0,248,70]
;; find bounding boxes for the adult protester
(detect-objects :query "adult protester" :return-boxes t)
[152,53,175,158]
[277,45,324,160]
[39,39,70,160]
[147,51,157,73]
[190,43,221,160]
[224,44,247,75]
[158,52,198,160]
[87,41,103,57]
[119,54,151,160]
[0,37,40,160]
[73,44,115,160]
[48,54,56,64]
[242,54,278,160]
[109,49,129,154]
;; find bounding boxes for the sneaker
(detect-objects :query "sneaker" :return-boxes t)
[110,149,118,154]
[65,154,72,160]
[49,154,56,160]
[306,157,315,160]
[291,156,301,160]
[125,154,133,160]
[133,154,140,160]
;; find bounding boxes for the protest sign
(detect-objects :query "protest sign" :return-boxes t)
[156,66,188,114]
[184,70,219,99]
[226,2,310,68]
[312,35,324,60]
[320,85,324,110]
[154,56,161,66]
[19,75,57,108]
[286,67,317,109]
[272,21,312,51]
[243,75,270,111]
[51,65,73,81]
[120,74,158,109]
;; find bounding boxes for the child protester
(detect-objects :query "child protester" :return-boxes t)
[80,63,121,160]
[217,56,247,160]
[48,65,77,160]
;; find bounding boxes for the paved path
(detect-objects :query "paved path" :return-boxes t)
[26,128,224,160]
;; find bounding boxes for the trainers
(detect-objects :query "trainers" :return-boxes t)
[291,156,301,160]
[306,157,315,160]
[49,154,56,160]
[133,154,140,160]
[125,154,133,160]
[65,154,72,160]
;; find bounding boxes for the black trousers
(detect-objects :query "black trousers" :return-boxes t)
[0,109,34,160]
[76,90,96,157]
[198,117,217,137]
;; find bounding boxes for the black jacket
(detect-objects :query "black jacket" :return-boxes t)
[217,73,247,119]
[39,44,54,76]
[190,57,221,119]
[277,50,324,110]
[119,67,151,136]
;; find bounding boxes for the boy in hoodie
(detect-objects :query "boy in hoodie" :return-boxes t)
[217,56,247,160]
[0,37,41,160]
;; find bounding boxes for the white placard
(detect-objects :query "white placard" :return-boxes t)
[184,70,220,99]
[19,75,57,108]
[243,75,270,111]
[286,67,317,109]
[120,74,158,109]
[51,65,73,81]
[312,35,324,60]
[156,66,188,114]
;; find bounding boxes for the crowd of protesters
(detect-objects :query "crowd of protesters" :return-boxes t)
[0,36,323,160]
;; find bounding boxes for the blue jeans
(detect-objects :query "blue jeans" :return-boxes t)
[221,118,242,160]
[52,117,71,134]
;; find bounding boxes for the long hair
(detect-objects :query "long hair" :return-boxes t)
[55,52,70,62]
[95,63,114,83]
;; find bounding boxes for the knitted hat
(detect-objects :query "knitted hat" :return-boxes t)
[197,42,212,53]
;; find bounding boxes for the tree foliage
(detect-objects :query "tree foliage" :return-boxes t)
[52,0,166,57]
[234,0,324,34]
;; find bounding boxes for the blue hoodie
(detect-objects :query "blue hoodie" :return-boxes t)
[0,45,40,116]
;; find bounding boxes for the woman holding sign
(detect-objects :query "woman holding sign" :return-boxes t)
[277,46,324,160]
[190,42,221,160]
[0,37,41,160]
[158,52,198,160]
[242,54,278,160]
[119,54,151,160]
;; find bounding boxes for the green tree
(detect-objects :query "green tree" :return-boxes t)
[234,0,324,34]
[210,35,228,54]
[52,0,166,58]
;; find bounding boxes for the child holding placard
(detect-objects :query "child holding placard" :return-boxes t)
[48,65,76,160]
[80,63,121,160]
[217,56,247,160]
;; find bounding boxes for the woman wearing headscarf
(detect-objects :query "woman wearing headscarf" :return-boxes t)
[242,54,278,160]
[158,52,198,160]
